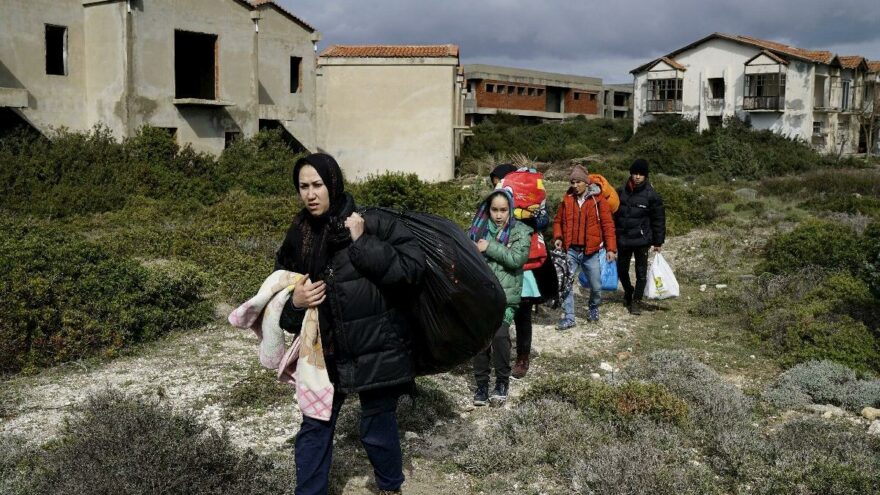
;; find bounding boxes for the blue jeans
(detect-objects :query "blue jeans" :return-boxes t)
[562,248,601,323]
[295,389,404,494]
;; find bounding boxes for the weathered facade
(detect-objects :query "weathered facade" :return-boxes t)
[631,33,880,155]
[0,0,319,154]
[317,45,466,182]
[463,64,604,124]
[603,83,633,119]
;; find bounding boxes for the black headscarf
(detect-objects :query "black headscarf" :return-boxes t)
[276,153,356,278]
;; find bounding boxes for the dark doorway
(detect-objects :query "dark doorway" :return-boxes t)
[858,127,867,154]
[0,108,41,139]
[545,87,563,113]
[707,116,723,130]
[175,30,217,99]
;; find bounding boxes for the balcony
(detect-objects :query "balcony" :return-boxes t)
[743,96,783,111]
[646,99,682,113]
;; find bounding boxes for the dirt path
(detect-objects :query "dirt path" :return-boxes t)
[0,232,709,494]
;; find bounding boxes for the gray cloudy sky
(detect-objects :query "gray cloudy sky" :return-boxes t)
[279,0,880,84]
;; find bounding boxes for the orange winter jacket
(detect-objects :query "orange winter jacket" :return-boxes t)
[553,188,617,254]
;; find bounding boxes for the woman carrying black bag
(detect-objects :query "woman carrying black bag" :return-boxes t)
[274,153,425,495]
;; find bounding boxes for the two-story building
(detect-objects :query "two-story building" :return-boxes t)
[631,33,880,155]
[463,64,605,125]
[0,0,319,154]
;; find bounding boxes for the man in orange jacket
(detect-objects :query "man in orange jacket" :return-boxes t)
[553,165,617,329]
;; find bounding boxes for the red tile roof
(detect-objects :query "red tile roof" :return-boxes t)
[249,0,315,32]
[867,60,880,73]
[730,34,834,64]
[838,55,866,69]
[320,45,460,58]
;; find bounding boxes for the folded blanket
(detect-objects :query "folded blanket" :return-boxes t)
[228,270,334,421]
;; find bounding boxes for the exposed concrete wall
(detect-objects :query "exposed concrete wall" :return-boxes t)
[83,2,128,135]
[256,7,318,150]
[318,58,459,182]
[128,0,257,154]
[0,0,88,132]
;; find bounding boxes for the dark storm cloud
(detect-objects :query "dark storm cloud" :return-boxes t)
[280,0,880,82]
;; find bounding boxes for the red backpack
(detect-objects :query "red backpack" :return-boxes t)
[500,168,548,270]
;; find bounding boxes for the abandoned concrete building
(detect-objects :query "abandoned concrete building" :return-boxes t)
[464,64,604,124]
[631,33,880,155]
[317,45,467,182]
[0,0,319,155]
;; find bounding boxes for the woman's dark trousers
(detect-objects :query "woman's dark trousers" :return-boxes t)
[514,301,533,356]
[617,245,650,302]
[294,389,404,494]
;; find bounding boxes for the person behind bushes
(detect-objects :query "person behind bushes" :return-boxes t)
[552,164,617,329]
[274,153,425,495]
[614,158,666,315]
[468,188,531,406]
[489,164,548,379]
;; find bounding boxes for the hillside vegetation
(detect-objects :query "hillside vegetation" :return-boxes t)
[1,119,879,494]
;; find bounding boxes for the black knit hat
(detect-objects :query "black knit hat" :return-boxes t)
[630,159,649,177]
[293,153,346,205]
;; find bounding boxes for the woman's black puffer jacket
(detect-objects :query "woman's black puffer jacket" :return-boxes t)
[277,211,426,394]
[614,180,666,249]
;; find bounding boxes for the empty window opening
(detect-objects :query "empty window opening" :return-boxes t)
[486,83,494,93]
[708,78,725,99]
[290,56,301,93]
[528,87,536,96]
[813,75,827,107]
[841,80,851,110]
[537,88,545,96]
[517,87,525,96]
[813,121,823,135]
[507,85,515,94]
[225,131,241,149]
[574,92,581,100]
[45,25,67,76]
[613,93,629,106]
[175,30,217,100]
[588,93,596,101]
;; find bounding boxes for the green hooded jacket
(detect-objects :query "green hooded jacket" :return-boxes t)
[478,193,532,318]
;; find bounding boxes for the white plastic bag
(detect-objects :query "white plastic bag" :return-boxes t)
[645,253,679,299]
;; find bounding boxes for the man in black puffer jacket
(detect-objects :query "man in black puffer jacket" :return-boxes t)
[275,153,425,495]
[614,159,665,315]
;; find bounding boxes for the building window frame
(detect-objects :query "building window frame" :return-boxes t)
[45,24,68,76]
[290,56,302,93]
[646,78,683,112]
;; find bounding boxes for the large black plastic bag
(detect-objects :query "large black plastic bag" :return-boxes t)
[366,207,506,375]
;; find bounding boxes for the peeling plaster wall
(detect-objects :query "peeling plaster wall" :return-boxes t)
[128,0,258,154]
[257,8,317,150]
[632,38,871,157]
[0,0,88,133]
[317,58,459,182]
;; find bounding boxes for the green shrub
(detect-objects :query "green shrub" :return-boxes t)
[620,350,753,432]
[571,421,723,495]
[764,360,880,412]
[759,220,866,275]
[748,271,880,372]
[15,390,292,494]
[220,366,292,419]
[0,218,210,372]
[752,417,880,495]
[215,128,302,196]
[652,178,722,235]
[864,221,880,298]
[521,375,689,426]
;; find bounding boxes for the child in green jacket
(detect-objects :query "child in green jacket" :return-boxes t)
[468,189,531,406]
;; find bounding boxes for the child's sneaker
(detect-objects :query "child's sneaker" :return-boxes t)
[473,384,489,406]
[588,303,600,322]
[556,319,576,331]
[489,381,509,406]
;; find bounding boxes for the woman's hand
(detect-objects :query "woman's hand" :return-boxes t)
[652,245,662,253]
[476,239,489,253]
[345,212,365,241]
[292,275,327,308]
[606,251,617,263]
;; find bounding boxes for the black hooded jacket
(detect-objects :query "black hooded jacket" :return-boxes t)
[275,153,426,394]
[614,179,666,249]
